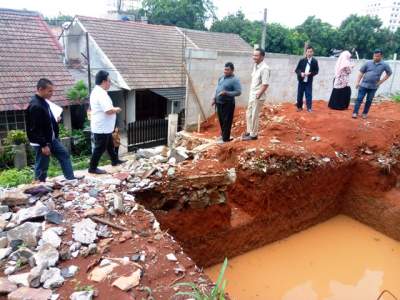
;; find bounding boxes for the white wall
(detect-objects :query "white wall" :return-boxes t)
[185,49,400,127]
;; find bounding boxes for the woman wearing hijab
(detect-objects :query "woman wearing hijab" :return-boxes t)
[328,51,353,110]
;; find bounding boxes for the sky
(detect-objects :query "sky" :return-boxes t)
[0,0,367,28]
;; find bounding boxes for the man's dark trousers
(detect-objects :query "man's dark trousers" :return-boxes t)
[33,139,74,182]
[216,101,235,142]
[89,133,118,171]
[297,81,313,110]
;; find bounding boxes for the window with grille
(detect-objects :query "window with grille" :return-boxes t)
[0,111,27,139]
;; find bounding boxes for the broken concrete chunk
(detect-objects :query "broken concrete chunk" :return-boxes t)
[69,291,94,300]
[28,265,45,288]
[0,277,17,294]
[0,247,11,260]
[83,207,105,218]
[0,191,28,207]
[8,287,52,300]
[0,237,8,249]
[7,222,43,248]
[166,253,177,262]
[72,219,97,245]
[61,265,79,279]
[88,263,118,282]
[40,267,64,289]
[111,269,141,291]
[34,243,59,268]
[13,201,49,224]
[8,272,30,287]
[45,211,63,225]
[40,229,62,248]
[113,194,124,213]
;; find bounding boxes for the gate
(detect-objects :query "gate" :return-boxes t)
[127,119,168,151]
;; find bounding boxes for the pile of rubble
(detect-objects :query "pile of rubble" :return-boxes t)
[0,146,219,299]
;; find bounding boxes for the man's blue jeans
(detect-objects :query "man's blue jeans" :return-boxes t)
[297,81,313,110]
[353,86,377,115]
[33,139,74,182]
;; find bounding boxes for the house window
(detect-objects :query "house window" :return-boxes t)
[0,111,27,139]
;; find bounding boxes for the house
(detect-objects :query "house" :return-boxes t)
[61,16,252,134]
[0,8,76,139]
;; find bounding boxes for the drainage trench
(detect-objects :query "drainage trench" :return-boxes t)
[135,143,400,299]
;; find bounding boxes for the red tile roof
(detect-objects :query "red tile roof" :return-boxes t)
[0,8,75,111]
[77,16,252,90]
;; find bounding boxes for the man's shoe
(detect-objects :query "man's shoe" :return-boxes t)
[68,175,85,180]
[362,114,368,119]
[242,132,250,138]
[242,135,257,141]
[296,107,303,112]
[88,168,107,175]
[307,109,312,113]
[352,113,358,119]
[112,160,127,166]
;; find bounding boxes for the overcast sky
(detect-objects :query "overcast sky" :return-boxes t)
[0,0,367,27]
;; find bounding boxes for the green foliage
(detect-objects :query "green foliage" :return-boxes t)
[174,258,228,300]
[44,14,73,26]
[5,130,27,145]
[338,15,393,58]
[0,168,33,188]
[392,92,400,103]
[74,282,94,292]
[141,0,216,30]
[295,16,338,56]
[0,145,15,169]
[71,129,91,156]
[59,124,72,139]
[67,80,89,103]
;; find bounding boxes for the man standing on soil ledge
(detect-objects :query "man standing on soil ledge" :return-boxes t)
[212,62,242,143]
[352,49,392,119]
[295,46,319,112]
[242,48,271,141]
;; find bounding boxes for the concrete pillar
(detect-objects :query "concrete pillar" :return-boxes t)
[63,106,72,130]
[13,144,27,170]
[168,114,178,147]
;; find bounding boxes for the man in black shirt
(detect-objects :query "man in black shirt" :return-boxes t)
[26,78,80,182]
[295,46,319,112]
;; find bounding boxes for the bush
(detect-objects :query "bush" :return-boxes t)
[71,129,91,156]
[0,168,33,187]
[59,124,72,139]
[5,130,27,145]
[67,80,89,102]
[392,93,400,103]
[0,145,14,168]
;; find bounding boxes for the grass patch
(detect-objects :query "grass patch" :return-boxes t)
[392,93,400,103]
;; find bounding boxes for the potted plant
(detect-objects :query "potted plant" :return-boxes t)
[67,80,89,129]
[5,130,28,170]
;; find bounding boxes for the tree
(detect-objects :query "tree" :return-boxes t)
[141,0,216,30]
[338,14,393,59]
[44,14,73,26]
[295,16,338,56]
[210,11,261,45]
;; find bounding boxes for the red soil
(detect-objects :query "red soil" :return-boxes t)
[155,100,400,267]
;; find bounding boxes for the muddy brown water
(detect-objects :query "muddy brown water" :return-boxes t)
[205,215,400,300]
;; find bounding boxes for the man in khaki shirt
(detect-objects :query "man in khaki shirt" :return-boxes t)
[242,48,271,141]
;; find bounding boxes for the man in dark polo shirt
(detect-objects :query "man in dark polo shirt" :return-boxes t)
[353,49,392,119]
[212,62,242,143]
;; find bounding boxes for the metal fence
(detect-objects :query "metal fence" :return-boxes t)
[127,119,168,151]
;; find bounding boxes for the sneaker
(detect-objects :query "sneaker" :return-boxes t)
[88,168,107,175]
[242,135,258,141]
[307,109,312,113]
[296,107,303,112]
[352,113,358,119]
[112,159,127,166]
[242,132,250,138]
[362,114,368,119]
[70,175,85,180]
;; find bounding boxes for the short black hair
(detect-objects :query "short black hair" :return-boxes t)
[95,70,110,85]
[306,45,314,51]
[36,78,53,90]
[374,49,383,55]
[254,48,266,57]
[224,62,234,70]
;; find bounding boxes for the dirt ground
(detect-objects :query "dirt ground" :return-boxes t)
[155,100,400,267]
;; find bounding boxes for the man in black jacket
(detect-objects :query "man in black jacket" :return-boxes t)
[295,46,319,112]
[26,78,79,182]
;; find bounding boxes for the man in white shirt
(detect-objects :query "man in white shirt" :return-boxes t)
[88,70,124,174]
[242,48,271,141]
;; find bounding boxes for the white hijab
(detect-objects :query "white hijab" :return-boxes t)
[335,50,352,77]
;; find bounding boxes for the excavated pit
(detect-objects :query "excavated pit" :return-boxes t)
[136,101,400,271]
